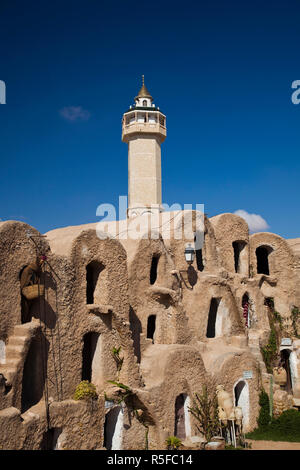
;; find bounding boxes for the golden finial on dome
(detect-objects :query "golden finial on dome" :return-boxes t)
[135,75,152,100]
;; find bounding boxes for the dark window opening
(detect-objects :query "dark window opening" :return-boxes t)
[174,394,186,439]
[142,100,147,107]
[196,249,204,271]
[82,332,100,382]
[147,315,156,342]
[256,246,272,275]
[150,255,159,285]
[86,261,104,304]
[206,298,220,338]
[194,233,205,272]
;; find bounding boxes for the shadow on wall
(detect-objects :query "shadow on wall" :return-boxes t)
[21,332,49,413]
[129,307,142,363]
[82,332,101,383]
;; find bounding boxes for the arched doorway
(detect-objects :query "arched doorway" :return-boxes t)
[232,241,247,274]
[206,298,220,338]
[256,246,273,275]
[104,406,124,450]
[150,255,160,285]
[280,349,294,393]
[242,293,252,328]
[41,427,64,450]
[174,394,191,440]
[21,333,49,413]
[81,332,102,385]
[86,261,104,304]
[147,315,156,343]
[233,380,250,431]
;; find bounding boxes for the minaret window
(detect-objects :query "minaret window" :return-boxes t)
[143,100,147,107]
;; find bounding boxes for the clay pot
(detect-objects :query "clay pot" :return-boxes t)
[216,386,234,419]
[273,367,287,386]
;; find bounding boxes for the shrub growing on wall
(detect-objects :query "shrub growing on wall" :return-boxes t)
[257,389,271,427]
[74,381,98,401]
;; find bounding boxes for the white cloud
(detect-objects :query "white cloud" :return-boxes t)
[234,209,270,233]
[59,106,91,122]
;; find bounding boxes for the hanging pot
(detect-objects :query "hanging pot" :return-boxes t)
[22,284,45,300]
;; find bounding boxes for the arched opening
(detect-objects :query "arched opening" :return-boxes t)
[280,349,293,393]
[129,306,142,363]
[147,315,156,343]
[142,100,147,107]
[174,394,190,439]
[86,261,104,304]
[194,234,204,271]
[41,428,63,450]
[21,333,49,413]
[206,298,220,338]
[242,293,250,328]
[234,380,250,430]
[19,264,39,324]
[104,406,124,450]
[256,246,272,275]
[150,255,160,285]
[195,249,204,272]
[232,241,247,274]
[81,332,101,383]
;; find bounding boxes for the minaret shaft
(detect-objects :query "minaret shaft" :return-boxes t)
[122,78,166,218]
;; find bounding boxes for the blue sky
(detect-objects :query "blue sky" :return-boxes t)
[0,0,299,238]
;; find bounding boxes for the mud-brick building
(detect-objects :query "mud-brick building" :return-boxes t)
[0,80,299,449]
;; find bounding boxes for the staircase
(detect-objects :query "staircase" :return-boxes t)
[0,321,40,387]
[248,330,267,374]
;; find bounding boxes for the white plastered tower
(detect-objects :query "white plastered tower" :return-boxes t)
[122,76,167,218]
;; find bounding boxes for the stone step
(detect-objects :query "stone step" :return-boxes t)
[5,344,24,359]
[13,321,39,336]
[2,357,19,367]
[9,336,27,347]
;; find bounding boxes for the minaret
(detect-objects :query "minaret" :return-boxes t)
[122,76,167,218]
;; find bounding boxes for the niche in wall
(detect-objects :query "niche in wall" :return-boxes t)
[146,315,156,343]
[150,255,160,285]
[232,241,247,274]
[256,246,273,275]
[86,261,105,304]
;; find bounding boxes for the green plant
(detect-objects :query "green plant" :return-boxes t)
[73,380,98,401]
[246,409,300,442]
[111,346,124,375]
[257,389,271,427]
[273,310,283,327]
[188,386,219,441]
[261,326,278,373]
[291,307,300,338]
[165,436,182,450]
[107,380,133,404]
